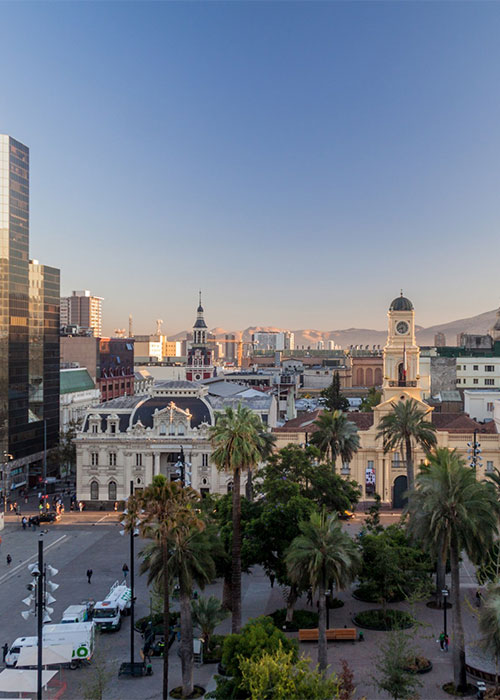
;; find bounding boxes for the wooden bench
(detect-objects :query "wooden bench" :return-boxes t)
[298,628,357,642]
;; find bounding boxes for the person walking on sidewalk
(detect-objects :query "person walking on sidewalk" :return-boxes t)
[6,554,12,566]
[86,568,93,584]
[122,563,129,580]
[2,643,8,663]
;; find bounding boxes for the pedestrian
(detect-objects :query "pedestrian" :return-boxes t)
[79,502,84,512]
[444,633,449,652]
[476,590,482,608]
[122,563,129,580]
[438,631,445,650]
[86,568,93,584]
[37,491,41,500]
[269,573,275,588]
[24,494,28,505]
[2,643,8,663]
[6,554,12,566]
[307,587,313,606]
[21,517,27,530]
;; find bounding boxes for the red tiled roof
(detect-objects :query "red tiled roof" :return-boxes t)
[273,409,374,433]
[431,413,497,434]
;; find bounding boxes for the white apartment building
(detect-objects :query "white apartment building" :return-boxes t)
[252,331,294,351]
[61,290,103,336]
[455,357,500,389]
[464,389,500,423]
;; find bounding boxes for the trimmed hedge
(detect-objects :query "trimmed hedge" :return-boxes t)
[353,609,414,631]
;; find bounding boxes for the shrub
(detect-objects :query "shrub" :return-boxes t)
[135,611,180,635]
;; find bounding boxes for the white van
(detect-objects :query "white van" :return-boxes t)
[6,622,95,669]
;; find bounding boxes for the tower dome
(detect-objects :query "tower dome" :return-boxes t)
[389,292,413,312]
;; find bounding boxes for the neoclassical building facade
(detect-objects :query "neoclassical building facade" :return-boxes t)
[75,380,259,504]
[274,294,500,507]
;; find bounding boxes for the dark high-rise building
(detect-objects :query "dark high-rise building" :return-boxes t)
[0,135,60,492]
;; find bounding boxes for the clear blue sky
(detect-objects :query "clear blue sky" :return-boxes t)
[2,1,500,335]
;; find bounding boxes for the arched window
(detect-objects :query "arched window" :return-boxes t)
[374,368,382,385]
[160,422,166,435]
[90,481,99,500]
[356,368,364,386]
[108,481,117,501]
[178,423,185,436]
[366,368,373,386]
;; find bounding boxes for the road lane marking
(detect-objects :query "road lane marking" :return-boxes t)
[0,534,68,585]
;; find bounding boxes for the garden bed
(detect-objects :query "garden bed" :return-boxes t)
[353,609,414,631]
[404,656,433,674]
[170,685,205,699]
[442,682,477,696]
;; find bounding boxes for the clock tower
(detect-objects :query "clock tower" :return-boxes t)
[186,292,215,382]
[382,292,422,401]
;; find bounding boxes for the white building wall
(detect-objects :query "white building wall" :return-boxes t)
[464,390,500,423]
[456,357,500,389]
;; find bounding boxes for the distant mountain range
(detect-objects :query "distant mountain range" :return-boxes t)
[169,309,498,349]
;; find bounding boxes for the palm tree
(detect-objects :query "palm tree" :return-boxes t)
[137,475,200,700]
[285,510,360,672]
[245,423,276,501]
[209,404,265,633]
[478,583,500,688]
[310,410,360,473]
[140,522,215,697]
[408,448,499,692]
[191,595,229,651]
[376,399,436,490]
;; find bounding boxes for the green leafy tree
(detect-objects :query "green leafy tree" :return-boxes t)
[209,617,298,699]
[320,371,349,412]
[239,643,341,700]
[364,493,383,534]
[310,411,360,473]
[286,511,360,672]
[408,448,500,692]
[358,524,431,612]
[360,387,382,412]
[371,630,422,700]
[210,404,267,633]
[191,595,229,651]
[376,398,437,490]
[134,475,201,700]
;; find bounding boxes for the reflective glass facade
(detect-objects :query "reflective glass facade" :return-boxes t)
[0,135,60,462]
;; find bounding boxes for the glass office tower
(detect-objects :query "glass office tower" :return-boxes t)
[0,135,59,487]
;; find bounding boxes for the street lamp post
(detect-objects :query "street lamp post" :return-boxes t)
[442,587,449,638]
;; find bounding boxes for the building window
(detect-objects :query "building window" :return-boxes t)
[110,423,116,434]
[487,402,494,412]
[473,378,479,385]
[487,461,494,473]
[92,424,98,434]
[486,365,495,372]
[457,365,461,371]
[456,379,461,385]
[202,454,208,467]
[485,379,495,386]
[473,365,479,371]
[136,453,142,467]
[91,452,99,466]
[109,452,117,466]
[90,481,99,500]
[108,481,117,501]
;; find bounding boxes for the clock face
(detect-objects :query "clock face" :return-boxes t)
[396,321,409,335]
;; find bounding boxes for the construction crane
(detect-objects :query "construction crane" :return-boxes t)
[156,319,163,335]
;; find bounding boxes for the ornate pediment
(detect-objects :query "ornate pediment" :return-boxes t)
[153,401,192,436]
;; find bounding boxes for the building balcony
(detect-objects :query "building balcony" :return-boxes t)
[392,461,407,469]
[388,380,417,388]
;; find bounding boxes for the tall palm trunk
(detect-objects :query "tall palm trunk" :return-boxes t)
[179,585,194,697]
[285,584,299,624]
[245,468,253,501]
[318,568,327,673]
[231,467,242,633]
[162,539,169,700]
[329,442,336,473]
[450,536,467,692]
[405,436,414,491]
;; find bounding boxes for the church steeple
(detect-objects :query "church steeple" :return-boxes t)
[186,292,214,382]
[193,290,207,345]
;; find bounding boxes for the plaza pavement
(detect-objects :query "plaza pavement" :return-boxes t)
[0,508,488,699]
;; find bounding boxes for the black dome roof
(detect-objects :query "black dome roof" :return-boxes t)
[131,396,212,428]
[390,295,413,311]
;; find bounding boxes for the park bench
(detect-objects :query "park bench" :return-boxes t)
[298,628,357,642]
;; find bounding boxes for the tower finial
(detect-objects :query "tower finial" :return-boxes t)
[400,289,403,296]
[199,289,202,306]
